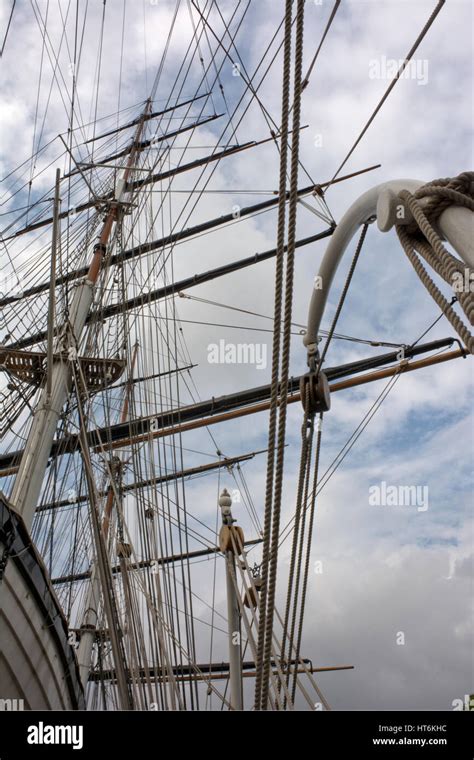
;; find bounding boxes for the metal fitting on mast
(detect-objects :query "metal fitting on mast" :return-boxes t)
[219,489,244,554]
[218,488,243,710]
[93,242,107,256]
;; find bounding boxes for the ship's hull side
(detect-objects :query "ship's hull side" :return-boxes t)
[0,495,84,710]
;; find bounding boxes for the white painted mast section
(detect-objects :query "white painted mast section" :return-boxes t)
[219,488,243,711]
[304,178,474,355]
[10,108,150,533]
[77,564,101,686]
[10,283,93,532]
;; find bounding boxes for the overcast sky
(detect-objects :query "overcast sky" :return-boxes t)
[0,0,472,711]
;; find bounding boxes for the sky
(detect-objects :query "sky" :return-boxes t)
[0,0,472,711]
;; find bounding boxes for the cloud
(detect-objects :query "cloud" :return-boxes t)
[0,0,472,710]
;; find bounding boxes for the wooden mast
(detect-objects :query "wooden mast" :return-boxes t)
[9,101,152,531]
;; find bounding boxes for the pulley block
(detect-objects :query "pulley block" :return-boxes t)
[299,370,331,414]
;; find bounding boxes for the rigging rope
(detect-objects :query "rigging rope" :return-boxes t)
[279,388,314,705]
[396,172,474,354]
[276,221,370,708]
[254,0,293,711]
[328,0,446,187]
[259,0,306,713]
[316,222,370,373]
[290,413,323,703]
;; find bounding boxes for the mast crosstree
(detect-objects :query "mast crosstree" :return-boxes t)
[0,0,470,713]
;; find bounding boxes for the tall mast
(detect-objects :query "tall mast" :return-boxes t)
[9,102,152,531]
[46,168,60,402]
[76,342,139,691]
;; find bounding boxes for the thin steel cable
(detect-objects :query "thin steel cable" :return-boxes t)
[316,222,370,374]
[327,0,446,187]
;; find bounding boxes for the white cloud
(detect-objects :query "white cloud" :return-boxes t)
[0,0,472,710]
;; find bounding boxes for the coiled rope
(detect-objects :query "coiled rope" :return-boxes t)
[396,172,474,354]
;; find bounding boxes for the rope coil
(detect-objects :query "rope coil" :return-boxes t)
[396,172,474,354]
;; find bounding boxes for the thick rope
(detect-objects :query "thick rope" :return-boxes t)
[397,227,474,354]
[283,227,371,689]
[415,240,474,324]
[260,0,306,712]
[396,179,474,353]
[278,385,313,705]
[412,171,474,222]
[254,0,294,711]
[291,413,324,703]
[282,407,314,708]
